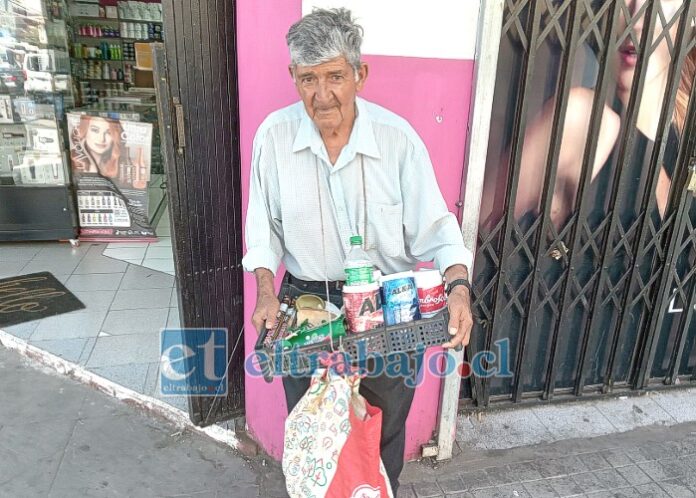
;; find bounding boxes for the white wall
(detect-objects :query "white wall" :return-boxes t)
[302,0,481,60]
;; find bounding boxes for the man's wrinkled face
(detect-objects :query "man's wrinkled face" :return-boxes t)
[291,56,367,134]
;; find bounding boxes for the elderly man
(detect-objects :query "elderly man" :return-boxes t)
[242,8,473,492]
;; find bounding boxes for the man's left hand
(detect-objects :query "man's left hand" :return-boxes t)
[443,286,473,349]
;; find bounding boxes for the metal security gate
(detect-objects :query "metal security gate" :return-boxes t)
[463,0,696,408]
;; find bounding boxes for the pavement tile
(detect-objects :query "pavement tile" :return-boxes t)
[31,310,107,341]
[484,465,519,485]
[437,477,467,494]
[657,479,696,498]
[2,319,40,340]
[32,243,90,260]
[30,337,89,363]
[0,417,76,497]
[66,273,124,292]
[572,471,607,493]
[110,287,173,310]
[71,290,117,311]
[0,260,28,278]
[170,287,180,307]
[534,456,587,478]
[639,461,675,482]
[89,362,150,393]
[21,257,81,275]
[459,408,554,449]
[658,458,694,479]
[167,307,181,328]
[623,446,652,464]
[145,245,174,259]
[634,483,670,496]
[397,485,417,498]
[100,307,169,335]
[616,464,654,486]
[86,333,160,367]
[0,244,42,262]
[639,442,680,462]
[471,484,530,498]
[508,462,543,482]
[607,488,641,497]
[522,479,559,497]
[576,452,612,470]
[596,396,675,432]
[652,390,696,424]
[600,449,634,468]
[594,468,630,489]
[74,255,129,274]
[413,481,444,497]
[547,476,585,496]
[532,404,616,440]
[461,470,494,491]
[119,264,175,290]
[0,360,86,426]
[78,337,96,366]
[144,361,160,397]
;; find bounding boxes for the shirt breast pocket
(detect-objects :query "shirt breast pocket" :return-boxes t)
[365,201,404,258]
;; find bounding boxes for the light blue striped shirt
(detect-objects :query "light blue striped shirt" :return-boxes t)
[242,97,472,281]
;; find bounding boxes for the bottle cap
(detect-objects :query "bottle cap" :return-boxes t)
[350,235,363,245]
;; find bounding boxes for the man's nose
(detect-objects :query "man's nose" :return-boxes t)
[315,79,331,102]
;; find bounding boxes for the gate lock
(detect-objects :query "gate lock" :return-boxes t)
[688,157,696,196]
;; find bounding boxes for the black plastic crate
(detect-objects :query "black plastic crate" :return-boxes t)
[254,309,450,381]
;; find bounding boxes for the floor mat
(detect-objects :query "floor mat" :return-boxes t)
[0,272,85,328]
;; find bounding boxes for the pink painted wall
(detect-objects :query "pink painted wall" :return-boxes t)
[237,0,475,460]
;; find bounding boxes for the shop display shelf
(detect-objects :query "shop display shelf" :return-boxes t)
[119,18,163,23]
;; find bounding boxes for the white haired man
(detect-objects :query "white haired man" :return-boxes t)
[242,8,474,492]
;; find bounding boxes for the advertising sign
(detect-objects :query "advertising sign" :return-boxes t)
[68,112,155,240]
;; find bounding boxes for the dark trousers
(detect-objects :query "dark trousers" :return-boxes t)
[279,274,421,494]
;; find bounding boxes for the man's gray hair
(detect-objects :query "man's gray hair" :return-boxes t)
[286,8,363,72]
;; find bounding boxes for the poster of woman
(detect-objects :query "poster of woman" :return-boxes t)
[68,112,155,241]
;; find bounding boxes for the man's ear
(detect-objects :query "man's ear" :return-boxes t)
[356,63,369,91]
[288,65,295,80]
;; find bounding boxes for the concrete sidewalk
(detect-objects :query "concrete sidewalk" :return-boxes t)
[4,342,696,498]
[0,346,260,498]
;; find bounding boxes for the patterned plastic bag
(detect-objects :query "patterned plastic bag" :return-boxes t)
[282,368,393,498]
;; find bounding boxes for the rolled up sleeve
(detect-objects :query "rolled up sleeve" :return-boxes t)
[401,145,474,274]
[241,129,284,276]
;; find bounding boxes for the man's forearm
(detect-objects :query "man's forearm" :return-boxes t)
[444,264,469,283]
[254,268,276,297]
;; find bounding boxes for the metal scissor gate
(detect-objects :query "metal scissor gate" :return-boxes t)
[463,0,696,407]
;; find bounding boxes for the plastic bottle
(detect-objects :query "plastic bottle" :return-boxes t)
[344,235,374,286]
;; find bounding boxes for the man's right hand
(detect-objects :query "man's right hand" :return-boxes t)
[252,268,280,334]
[252,291,281,333]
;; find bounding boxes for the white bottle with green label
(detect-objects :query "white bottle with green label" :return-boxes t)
[344,235,374,286]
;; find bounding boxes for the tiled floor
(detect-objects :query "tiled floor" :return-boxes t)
[0,214,185,411]
[103,208,175,275]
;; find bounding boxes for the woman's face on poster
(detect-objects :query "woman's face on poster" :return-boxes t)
[85,117,114,156]
[616,0,686,93]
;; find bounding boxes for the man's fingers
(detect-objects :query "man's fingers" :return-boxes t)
[447,305,462,337]
[443,328,466,349]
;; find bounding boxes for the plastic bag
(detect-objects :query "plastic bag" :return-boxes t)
[282,368,393,498]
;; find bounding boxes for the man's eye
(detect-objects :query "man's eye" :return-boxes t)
[331,75,344,81]
[301,76,314,84]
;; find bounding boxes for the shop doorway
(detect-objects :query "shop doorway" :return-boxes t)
[463,0,696,407]
[154,1,245,425]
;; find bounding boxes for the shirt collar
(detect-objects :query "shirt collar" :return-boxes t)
[291,97,381,161]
